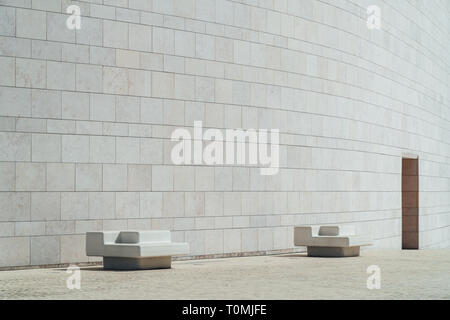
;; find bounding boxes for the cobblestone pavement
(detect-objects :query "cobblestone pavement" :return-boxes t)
[0,250,449,299]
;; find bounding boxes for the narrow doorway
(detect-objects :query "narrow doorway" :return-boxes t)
[402,157,419,249]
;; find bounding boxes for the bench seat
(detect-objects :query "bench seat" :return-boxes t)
[294,225,372,257]
[86,230,189,269]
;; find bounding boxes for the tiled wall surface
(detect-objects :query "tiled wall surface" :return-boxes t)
[0,0,449,267]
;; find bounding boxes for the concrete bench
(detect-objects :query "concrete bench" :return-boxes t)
[86,230,189,270]
[294,225,372,257]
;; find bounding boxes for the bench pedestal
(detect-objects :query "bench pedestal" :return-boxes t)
[103,256,172,270]
[307,246,360,257]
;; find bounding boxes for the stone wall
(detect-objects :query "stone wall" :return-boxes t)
[0,0,449,267]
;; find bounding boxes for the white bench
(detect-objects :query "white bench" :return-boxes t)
[294,225,372,257]
[86,230,189,270]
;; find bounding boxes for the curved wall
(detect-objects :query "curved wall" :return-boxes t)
[0,0,449,267]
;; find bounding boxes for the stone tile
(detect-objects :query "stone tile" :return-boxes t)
[0,6,15,36]
[116,192,140,219]
[31,236,60,265]
[184,192,204,217]
[140,138,163,164]
[31,192,60,221]
[62,135,89,163]
[174,166,195,191]
[32,133,61,162]
[152,27,174,54]
[47,61,76,91]
[0,192,30,222]
[14,221,45,236]
[103,67,128,95]
[152,72,174,98]
[60,234,88,263]
[224,229,241,253]
[76,164,102,192]
[88,192,115,219]
[204,229,223,255]
[103,20,128,49]
[90,93,116,122]
[0,162,15,191]
[152,165,173,191]
[103,164,127,191]
[16,58,46,88]
[140,192,162,218]
[129,23,151,51]
[61,192,89,220]
[116,96,140,122]
[141,98,163,124]
[116,137,140,164]
[16,8,46,40]
[16,162,46,191]
[162,192,184,217]
[47,163,75,191]
[31,89,61,119]
[0,87,31,117]
[89,136,115,163]
[0,237,30,267]
[0,56,15,86]
[47,12,75,42]
[76,17,103,46]
[128,165,152,191]
[76,64,102,93]
[205,192,223,216]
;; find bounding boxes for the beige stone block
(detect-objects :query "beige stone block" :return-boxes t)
[162,192,184,217]
[0,56,15,86]
[174,166,195,191]
[60,234,88,263]
[128,165,152,191]
[103,20,128,49]
[62,92,89,120]
[0,237,30,267]
[0,162,15,191]
[16,162,46,191]
[0,87,31,117]
[140,192,162,218]
[184,192,204,217]
[103,164,127,191]
[76,64,102,93]
[205,192,223,216]
[16,58,46,88]
[47,163,75,191]
[88,192,115,219]
[14,221,45,236]
[62,135,89,163]
[103,67,128,95]
[152,165,173,191]
[0,192,30,222]
[61,192,89,220]
[140,138,163,164]
[32,133,61,162]
[90,136,115,163]
[152,72,174,98]
[116,192,140,219]
[16,8,46,40]
[31,192,60,221]
[31,89,61,119]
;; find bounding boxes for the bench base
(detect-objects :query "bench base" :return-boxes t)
[307,246,360,257]
[103,256,172,270]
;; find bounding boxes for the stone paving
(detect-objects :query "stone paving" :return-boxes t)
[0,250,449,299]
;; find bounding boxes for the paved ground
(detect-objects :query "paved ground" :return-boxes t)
[0,250,449,299]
